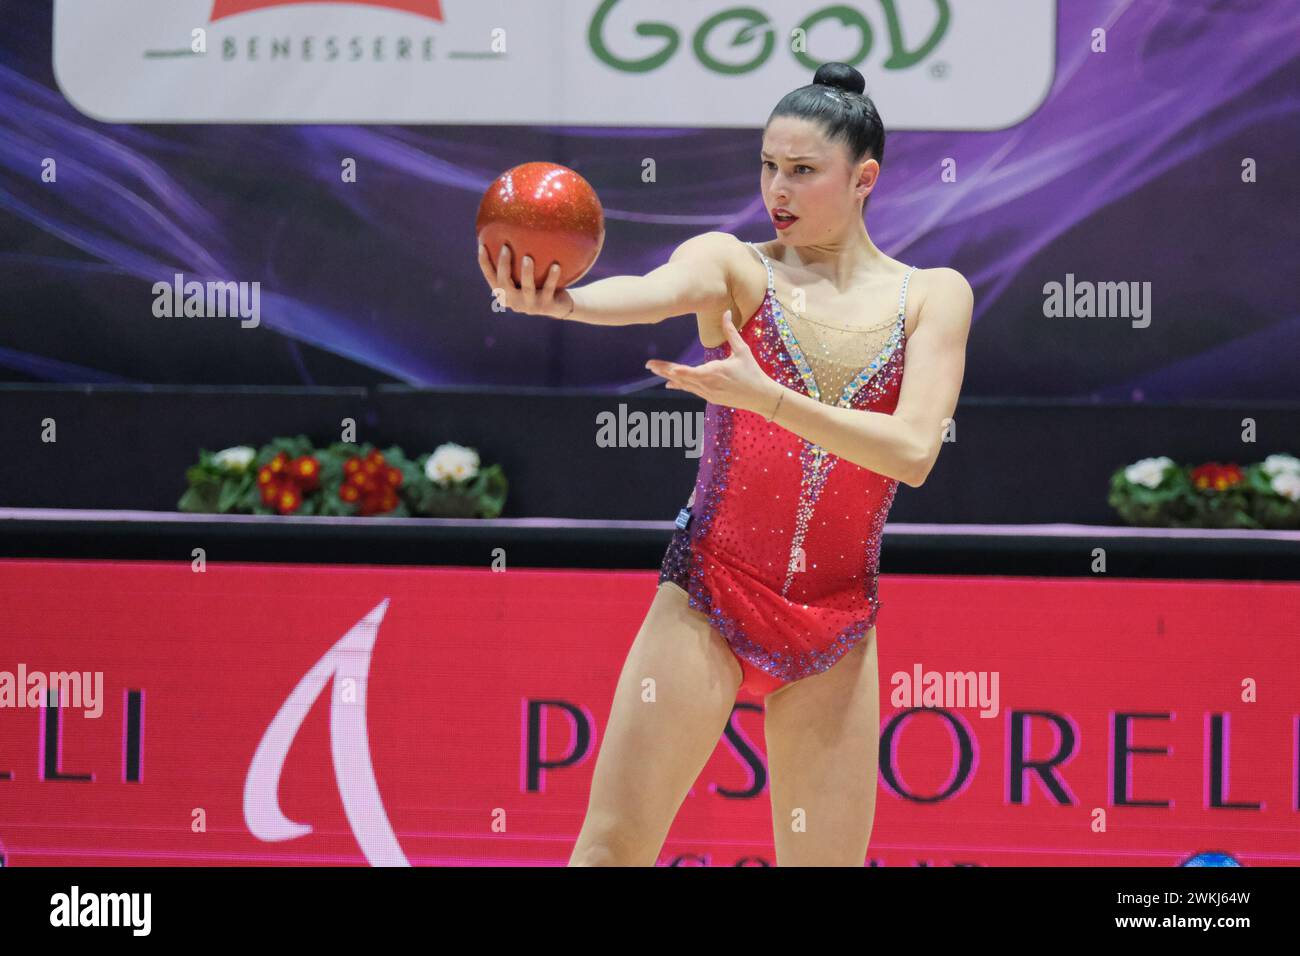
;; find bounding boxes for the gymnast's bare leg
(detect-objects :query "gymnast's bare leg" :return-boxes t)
[568,581,743,866]
[762,627,880,866]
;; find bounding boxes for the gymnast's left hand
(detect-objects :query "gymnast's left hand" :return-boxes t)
[644,310,781,416]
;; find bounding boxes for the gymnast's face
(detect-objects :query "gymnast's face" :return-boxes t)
[760,115,877,243]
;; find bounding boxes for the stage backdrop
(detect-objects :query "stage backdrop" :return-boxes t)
[0,0,1296,398]
[0,558,1296,866]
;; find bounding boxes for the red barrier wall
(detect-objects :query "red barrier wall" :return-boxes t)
[1,560,1296,866]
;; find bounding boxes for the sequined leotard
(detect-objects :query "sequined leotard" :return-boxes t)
[659,241,917,698]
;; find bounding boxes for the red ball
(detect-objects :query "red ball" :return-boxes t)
[476,162,604,290]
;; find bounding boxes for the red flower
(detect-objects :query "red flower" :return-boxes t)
[1190,462,1243,492]
[338,452,402,515]
[291,455,321,491]
[254,451,322,512]
[275,484,302,515]
[360,489,399,516]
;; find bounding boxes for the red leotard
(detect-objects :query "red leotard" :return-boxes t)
[660,241,917,698]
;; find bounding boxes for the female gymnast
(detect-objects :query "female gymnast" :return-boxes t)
[477,61,973,866]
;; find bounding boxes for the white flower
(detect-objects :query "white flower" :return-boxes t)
[1262,454,1300,477]
[1270,471,1300,502]
[1124,456,1174,489]
[213,445,257,474]
[424,443,480,486]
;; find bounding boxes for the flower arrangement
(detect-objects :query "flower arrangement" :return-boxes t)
[179,436,507,518]
[1108,454,1300,529]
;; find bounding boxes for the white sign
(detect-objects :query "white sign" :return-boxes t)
[53,0,1055,128]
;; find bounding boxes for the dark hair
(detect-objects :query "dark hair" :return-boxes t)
[767,62,886,188]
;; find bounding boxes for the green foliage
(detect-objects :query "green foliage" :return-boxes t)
[178,437,508,519]
[1108,458,1299,529]
[255,435,314,465]
[1244,462,1300,530]
[407,456,508,518]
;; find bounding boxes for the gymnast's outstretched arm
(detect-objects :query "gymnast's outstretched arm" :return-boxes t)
[477,231,740,327]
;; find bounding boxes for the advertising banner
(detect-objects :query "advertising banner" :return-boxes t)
[1,559,1296,866]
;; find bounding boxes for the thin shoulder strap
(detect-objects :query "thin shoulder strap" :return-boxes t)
[744,241,776,297]
[897,266,919,324]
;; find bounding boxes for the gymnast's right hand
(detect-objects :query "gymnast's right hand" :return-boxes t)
[477,241,574,319]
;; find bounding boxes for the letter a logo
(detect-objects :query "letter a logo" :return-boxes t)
[243,599,408,866]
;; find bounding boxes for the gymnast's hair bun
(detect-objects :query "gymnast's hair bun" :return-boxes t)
[812,62,866,96]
